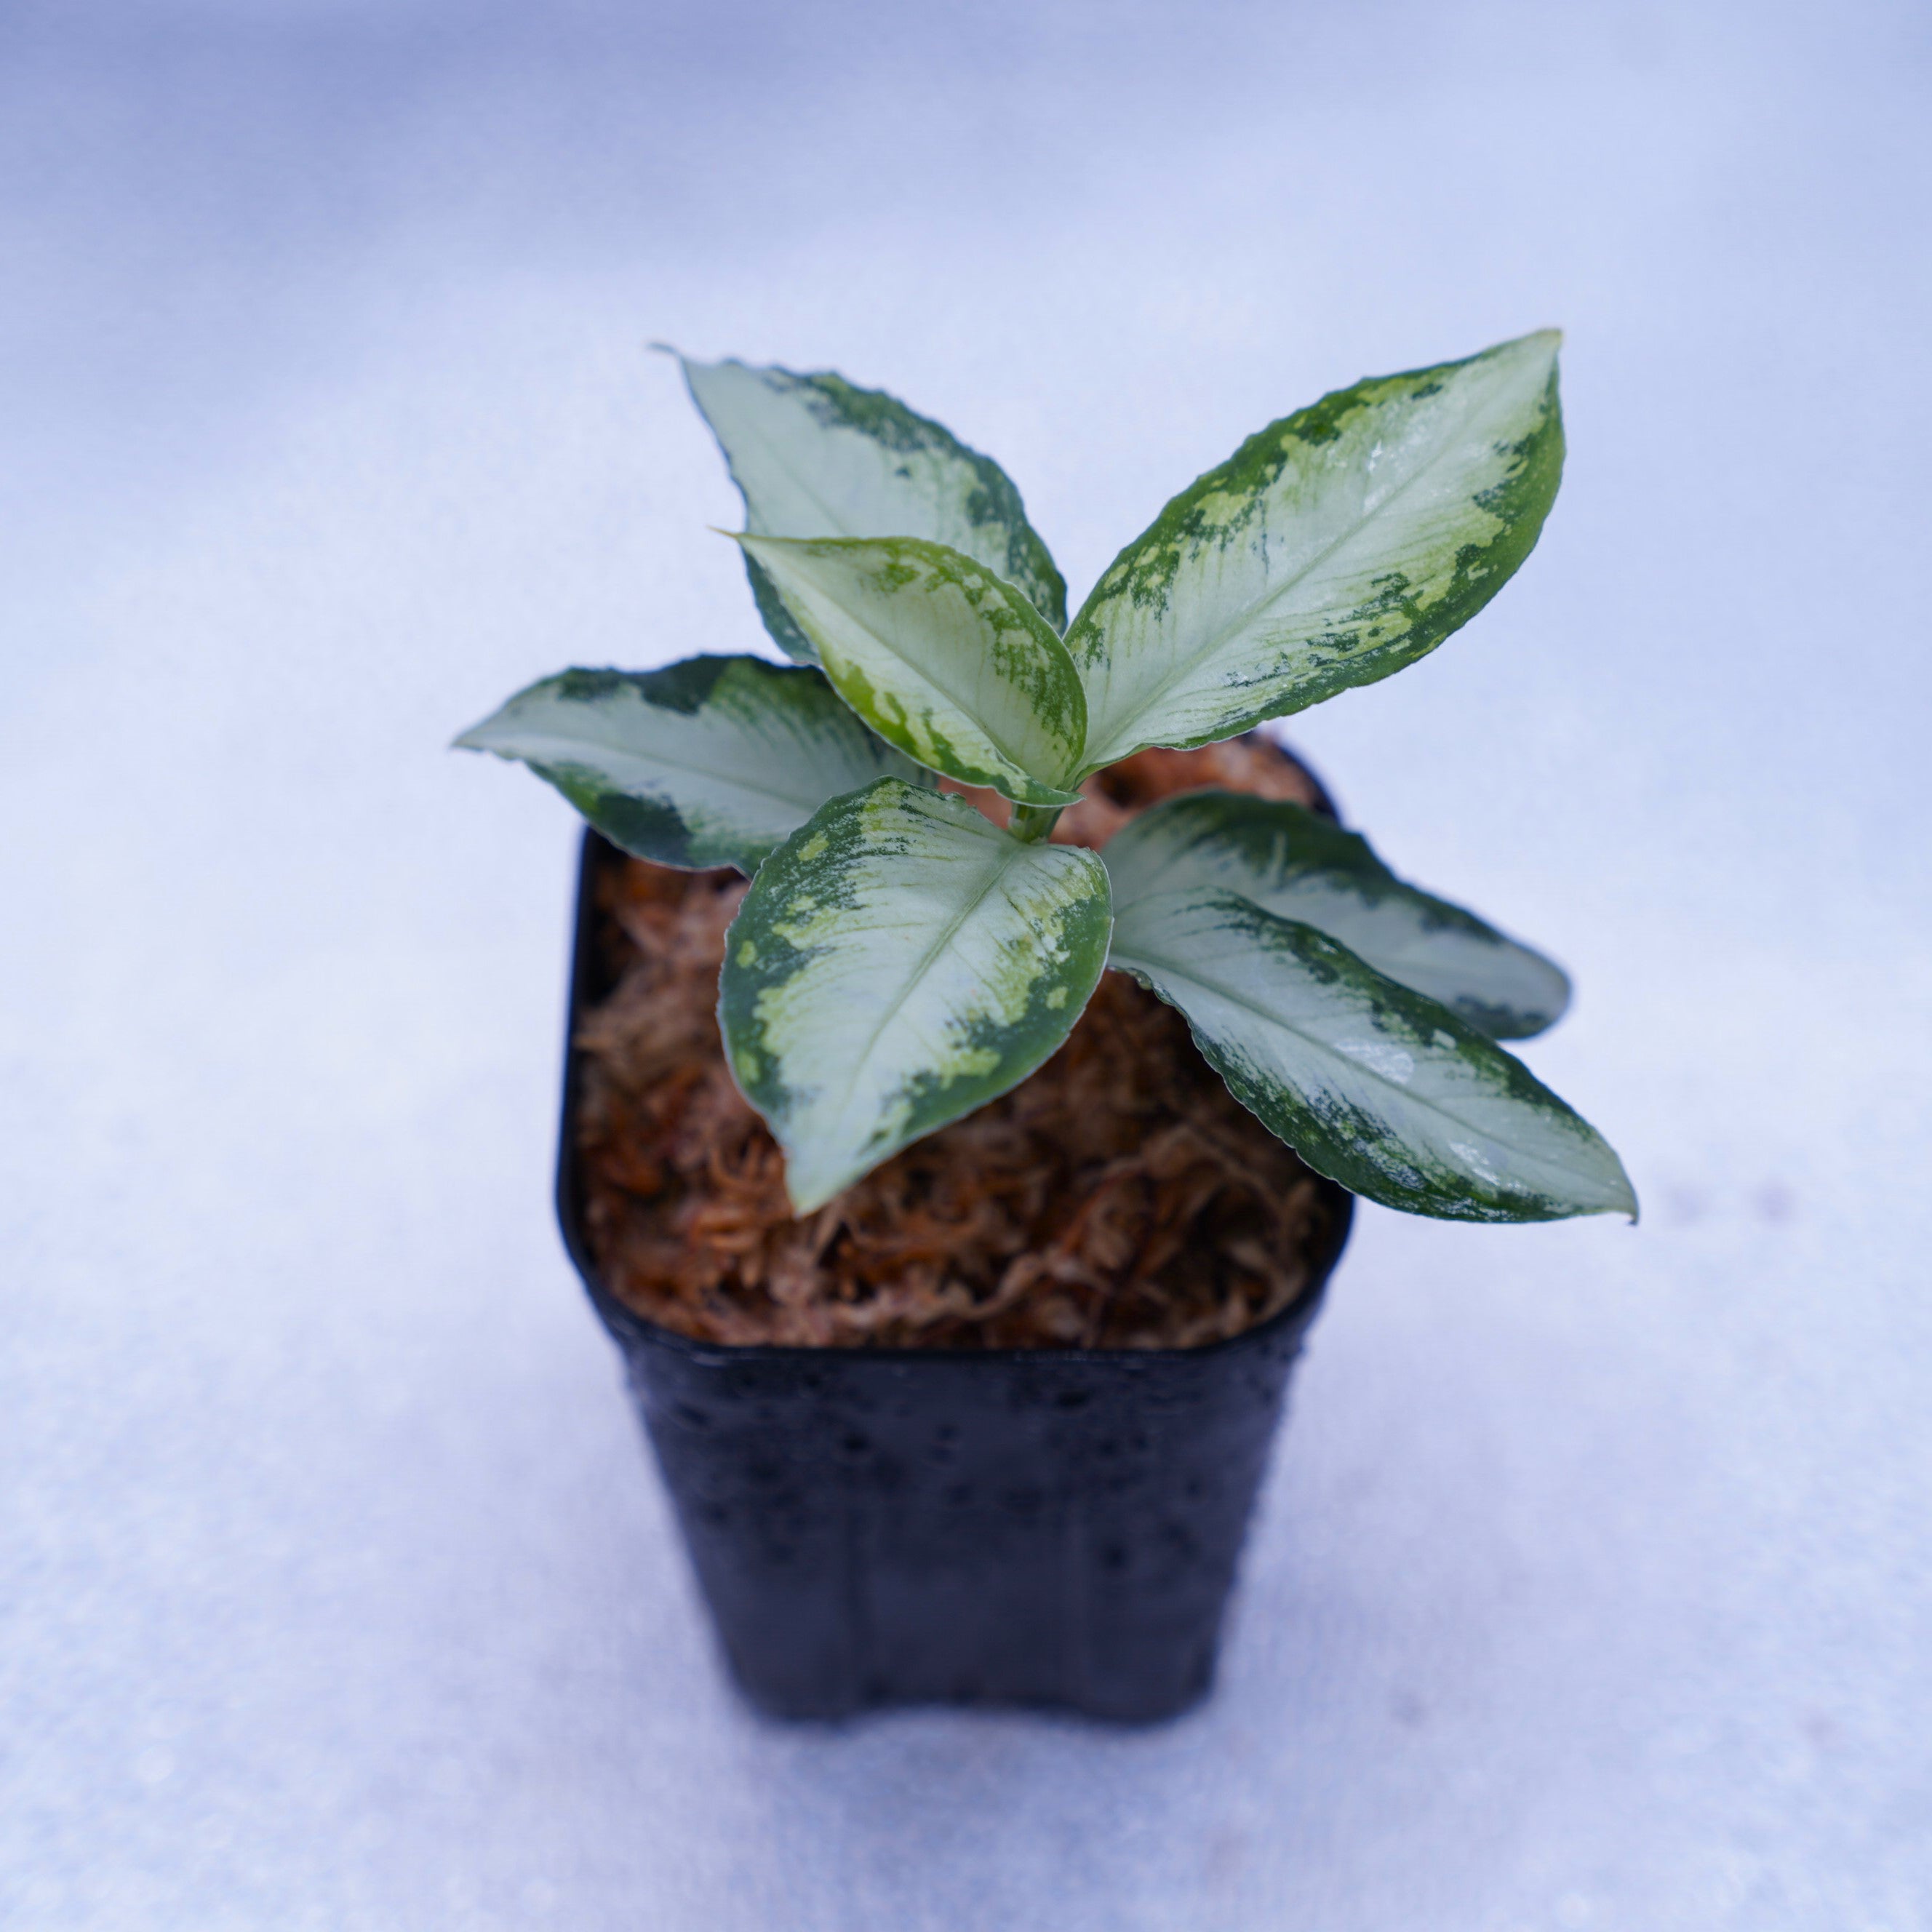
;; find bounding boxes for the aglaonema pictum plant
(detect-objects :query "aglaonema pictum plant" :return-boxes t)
[458,334,1637,1224]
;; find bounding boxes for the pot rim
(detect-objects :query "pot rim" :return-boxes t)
[555,799,1354,1369]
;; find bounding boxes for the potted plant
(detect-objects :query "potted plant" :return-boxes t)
[456,332,1636,1721]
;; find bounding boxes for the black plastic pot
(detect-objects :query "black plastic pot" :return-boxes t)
[556,826,1354,1723]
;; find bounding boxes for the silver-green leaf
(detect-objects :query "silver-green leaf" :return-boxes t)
[678,353,1067,661]
[1109,886,1634,1223]
[734,533,1087,807]
[453,656,922,874]
[720,777,1112,1213]
[1068,331,1566,771]
[1103,790,1570,1039]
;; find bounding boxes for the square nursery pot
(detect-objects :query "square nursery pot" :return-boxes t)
[556,828,1354,1724]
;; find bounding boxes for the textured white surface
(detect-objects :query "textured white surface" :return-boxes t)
[4,4,1930,1927]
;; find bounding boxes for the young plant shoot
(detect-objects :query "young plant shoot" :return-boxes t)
[458,335,1637,1225]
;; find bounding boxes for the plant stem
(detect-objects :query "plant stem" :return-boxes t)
[1008,803,1063,843]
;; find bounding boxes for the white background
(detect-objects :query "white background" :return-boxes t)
[4,3,1929,1926]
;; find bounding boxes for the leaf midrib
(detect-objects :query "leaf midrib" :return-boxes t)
[1111,911,1579,1176]
[715,367,1061,620]
[827,831,1026,1139]
[1115,842,1559,1036]
[1117,845,1496,965]
[811,568,1077,789]
[497,720,857,816]
[735,383,879,537]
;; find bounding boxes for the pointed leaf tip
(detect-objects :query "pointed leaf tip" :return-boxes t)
[1103,791,1573,1039]
[736,532,1088,807]
[1067,330,1567,768]
[1109,886,1634,1224]
[680,354,1068,649]
[451,656,920,873]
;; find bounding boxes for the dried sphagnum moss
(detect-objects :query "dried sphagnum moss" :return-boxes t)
[573,738,1347,1349]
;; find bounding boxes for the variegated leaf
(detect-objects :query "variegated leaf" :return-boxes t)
[720,777,1111,1213]
[734,533,1087,807]
[1103,790,1570,1039]
[678,353,1067,662]
[453,656,922,874]
[1109,886,1634,1223]
[1069,332,1565,771]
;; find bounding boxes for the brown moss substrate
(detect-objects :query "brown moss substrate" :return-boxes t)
[572,737,1348,1349]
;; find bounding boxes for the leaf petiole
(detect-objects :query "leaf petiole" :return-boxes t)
[1008,804,1063,844]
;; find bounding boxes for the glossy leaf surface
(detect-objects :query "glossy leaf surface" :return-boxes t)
[679,353,1066,660]
[453,656,920,874]
[735,533,1087,807]
[1104,790,1570,1038]
[721,778,1111,1212]
[1109,886,1634,1223]
[1069,332,1565,770]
